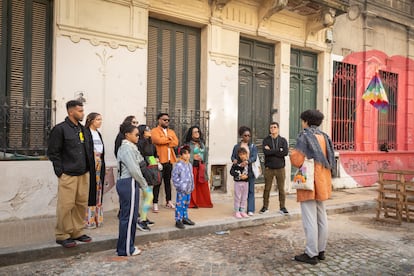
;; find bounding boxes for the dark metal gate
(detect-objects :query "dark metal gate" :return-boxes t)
[145,107,209,148]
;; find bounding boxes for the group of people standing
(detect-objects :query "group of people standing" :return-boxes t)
[229,110,336,265]
[48,100,335,264]
[48,101,213,256]
[230,122,289,219]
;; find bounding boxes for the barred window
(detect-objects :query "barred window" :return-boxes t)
[331,61,357,151]
[0,0,53,160]
[378,70,398,151]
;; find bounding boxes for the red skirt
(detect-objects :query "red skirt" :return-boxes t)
[189,164,213,208]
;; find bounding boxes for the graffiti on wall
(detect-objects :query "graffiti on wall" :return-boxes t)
[344,158,391,173]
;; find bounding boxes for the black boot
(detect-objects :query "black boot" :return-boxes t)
[182,218,195,225]
[175,220,185,229]
[294,253,318,265]
[318,251,325,260]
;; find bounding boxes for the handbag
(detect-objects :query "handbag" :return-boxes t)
[139,160,161,186]
[252,154,262,179]
[291,158,314,190]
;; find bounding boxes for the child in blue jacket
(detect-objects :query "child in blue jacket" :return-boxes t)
[172,146,195,229]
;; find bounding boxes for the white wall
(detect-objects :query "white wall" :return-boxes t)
[0,161,56,220]
[54,37,148,167]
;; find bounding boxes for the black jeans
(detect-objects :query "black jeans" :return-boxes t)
[153,162,172,203]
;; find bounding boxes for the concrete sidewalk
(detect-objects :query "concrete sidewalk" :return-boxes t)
[0,187,378,267]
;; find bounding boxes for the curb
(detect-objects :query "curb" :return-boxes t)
[0,200,376,267]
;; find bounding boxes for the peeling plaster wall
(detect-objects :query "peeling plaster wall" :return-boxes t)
[0,162,56,220]
[0,162,119,221]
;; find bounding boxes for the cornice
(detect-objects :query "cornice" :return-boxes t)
[56,0,148,51]
[58,24,147,51]
[209,51,238,67]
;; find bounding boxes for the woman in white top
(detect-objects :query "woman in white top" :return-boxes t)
[84,112,106,229]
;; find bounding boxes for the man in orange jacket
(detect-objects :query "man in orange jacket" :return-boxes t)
[151,112,179,212]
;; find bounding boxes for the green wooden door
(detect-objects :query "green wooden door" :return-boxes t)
[289,50,318,146]
[239,38,274,182]
[238,38,274,143]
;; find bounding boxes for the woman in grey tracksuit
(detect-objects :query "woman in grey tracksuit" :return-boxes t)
[116,123,149,256]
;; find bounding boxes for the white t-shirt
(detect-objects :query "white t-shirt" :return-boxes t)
[90,129,104,153]
[163,127,171,161]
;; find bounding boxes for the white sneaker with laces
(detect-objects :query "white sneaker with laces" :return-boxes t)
[132,246,141,256]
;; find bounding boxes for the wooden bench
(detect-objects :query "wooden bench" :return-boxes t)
[376,169,414,224]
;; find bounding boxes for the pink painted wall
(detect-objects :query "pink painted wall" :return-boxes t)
[338,50,414,186]
[339,152,414,186]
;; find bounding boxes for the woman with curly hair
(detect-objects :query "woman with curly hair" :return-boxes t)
[290,109,336,265]
[230,126,258,216]
[184,126,213,208]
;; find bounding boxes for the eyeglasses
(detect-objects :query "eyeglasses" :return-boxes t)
[162,119,170,122]
[243,134,251,137]
[131,121,139,125]
[193,130,199,133]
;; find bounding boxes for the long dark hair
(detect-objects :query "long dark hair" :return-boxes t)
[137,124,151,141]
[85,112,101,128]
[122,115,136,125]
[184,125,204,144]
[120,123,137,136]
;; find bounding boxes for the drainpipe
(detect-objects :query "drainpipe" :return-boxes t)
[360,0,368,151]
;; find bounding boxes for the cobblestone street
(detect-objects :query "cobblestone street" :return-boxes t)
[1,210,414,275]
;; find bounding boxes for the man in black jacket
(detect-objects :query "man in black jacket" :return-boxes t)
[260,122,289,215]
[48,100,94,248]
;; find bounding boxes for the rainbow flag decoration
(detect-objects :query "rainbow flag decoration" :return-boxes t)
[362,72,389,113]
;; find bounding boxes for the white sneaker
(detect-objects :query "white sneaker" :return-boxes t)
[247,212,254,216]
[132,246,141,256]
[153,203,159,213]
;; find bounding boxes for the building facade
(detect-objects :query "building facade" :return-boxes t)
[330,0,414,185]
[0,0,369,220]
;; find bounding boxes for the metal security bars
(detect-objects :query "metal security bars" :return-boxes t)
[378,70,398,151]
[0,0,53,160]
[0,97,53,159]
[145,107,209,148]
[331,61,357,151]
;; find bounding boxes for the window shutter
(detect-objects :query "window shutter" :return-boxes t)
[187,32,197,111]
[147,19,200,117]
[175,30,184,110]
[147,25,158,118]
[9,0,25,149]
[0,0,52,157]
[30,0,48,149]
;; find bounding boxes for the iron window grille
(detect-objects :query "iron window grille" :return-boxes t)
[378,70,398,151]
[331,61,357,151]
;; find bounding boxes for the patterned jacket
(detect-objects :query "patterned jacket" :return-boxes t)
[172,160,194,194]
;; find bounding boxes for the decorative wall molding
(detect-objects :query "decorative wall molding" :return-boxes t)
[209,51,238,67]
[56,0,149,51]
[208,24,239,67]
